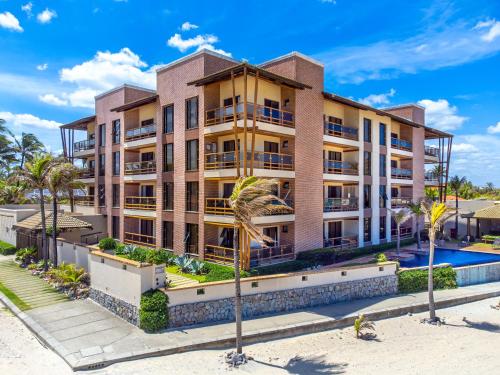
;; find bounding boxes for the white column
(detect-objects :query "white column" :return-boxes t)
[372,117,380,245]
[358,114,365,247]
[386,119,393,242]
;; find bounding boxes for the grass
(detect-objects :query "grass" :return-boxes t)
[166,265,207,282]
[0,280,31,311]
[465,242,499,251]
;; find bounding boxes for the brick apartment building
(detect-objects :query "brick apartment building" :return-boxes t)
[60,50,452,269]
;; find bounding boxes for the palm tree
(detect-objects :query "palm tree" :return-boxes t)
[424,187,438,201]
[388,208,412,257]
[47,162,80,266]
[15,153,58,271]
[228,176,292,358]
[6,129,44,169]
[0,180,29,205]
[448,175,466,238]
[407,200,424,251]
[0,120,16,174]
[485,182,494,193]
[421,200,455,322]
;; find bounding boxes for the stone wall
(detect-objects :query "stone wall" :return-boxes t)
[89,288,138,325]
[168,275,397,328]
[455,262,500,286]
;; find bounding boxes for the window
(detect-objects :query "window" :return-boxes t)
[379,185,387,208]
[223,96,240,107]
[186,139,199,171]
[163,104,174,134]
[112,151,120,175]
[112,120,120,144]
[98,154,105,176]
[380,123,386,146]
[98,124,106,146]
[363,118,371,143]
[112,184,120,207]
[364,151,371,176]
[185,223,199,254]
[163,143,173,172]
[163,182,173,210]
[98,184,105,206]
[112,216,119,239]
[186,182,199,212]
[364,217,371,242]
[186,97,198,129]
[364,185,371,208]
[162,221,173,249]
[380,216,386,239]
[380,154,387,177]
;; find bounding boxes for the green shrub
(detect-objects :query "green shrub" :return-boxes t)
[98,237,117,251]
[15,247,37,265]
[398,266,457,293]
[0,240,16,255]
[127,247,148,262]
[145,248,171,265]
[203,262,249,282]
[376,253,388,263]
[139,290,169,332]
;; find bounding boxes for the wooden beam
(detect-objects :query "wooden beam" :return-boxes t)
[243,66,248,177]
[250,71,259,176]
[231,70,240,178]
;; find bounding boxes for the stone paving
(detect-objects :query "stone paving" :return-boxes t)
[166,271,199,288]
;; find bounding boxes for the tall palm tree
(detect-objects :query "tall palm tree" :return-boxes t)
[15,153,58,271]
[47,162,80,266]
[0,120,16,174]
[448,175,466,238]
[421,200,455,322]
[388,208,412,256]
[408,200,424,251]
[6,129,44,169]
[0,180,29,205]
[228,176,292,357]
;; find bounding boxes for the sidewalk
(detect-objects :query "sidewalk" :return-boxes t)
[1,279,500,371]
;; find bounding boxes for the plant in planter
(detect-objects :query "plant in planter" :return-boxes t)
[174,255,193,273]
[145,248,171,265]
[98,237,117,251]
[15,247,37,267]
[139,289,169,332]
[189,260,207,275]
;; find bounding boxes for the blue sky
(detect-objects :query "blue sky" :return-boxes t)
[0,0,499,185]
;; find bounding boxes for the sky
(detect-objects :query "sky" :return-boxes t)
[0,0,499,185]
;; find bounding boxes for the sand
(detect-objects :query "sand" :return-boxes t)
[1,298,500,375]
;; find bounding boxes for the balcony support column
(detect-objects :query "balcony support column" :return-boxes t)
[243,66,248,177]
[250,71,259,176]
[231,70,240,178]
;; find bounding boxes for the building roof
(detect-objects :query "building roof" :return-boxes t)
[110,94,158,112]
[156,48,240,74]
[14,212,93,232]
[473,204,500,220]
[187,62,312,90]
[60,115,96,130]
[94,84,156,100]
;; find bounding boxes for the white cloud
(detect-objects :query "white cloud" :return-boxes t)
[181,22,198,31]
[452,143,479,153]
[417,99,468,131]
[167,33,231,56]
[0,111,62,130]
[315,18,500,84]
[36,63,48,71]
[359,88,396,107]
[38,93,68,106]
[37,8,57,24]
[487,121,500,134]
[21,2,33,17]
[0,12,23,32]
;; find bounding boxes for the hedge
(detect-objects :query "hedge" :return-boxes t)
[139,290,169,332]
[98,237,117,251]
[398,266,457,293]
[0,240,16,255]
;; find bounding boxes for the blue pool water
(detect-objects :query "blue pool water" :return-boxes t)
[399,248,500,268]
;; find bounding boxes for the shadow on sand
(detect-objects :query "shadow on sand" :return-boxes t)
[254,354,348,374]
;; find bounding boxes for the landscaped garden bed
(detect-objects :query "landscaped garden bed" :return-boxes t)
[0,240,16,256]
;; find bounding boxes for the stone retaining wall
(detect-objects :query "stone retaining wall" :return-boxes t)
[455,261,500,286]
[168,275,398,328]
[89,288,138,325]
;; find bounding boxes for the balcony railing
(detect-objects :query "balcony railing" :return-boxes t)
[323,197,358,212]
[74,195,94,206]
[124,196,156,210]
[78,168,95,179]
[425,172,439,181]
[205,151,293,171]
[391,167,412,180]
[125,124,156,141]
[205,197,293,216]
[391,137,412,152]
[324,122,358,140]
[124,232,155,247]
[74,139,95,152]
[206,102,294,128]
[204,244,294,267]
[323,235,358,250]
[391,227,413,240]
[391,197,412,208]
[124,160,156,175]
[323,160,358,175]
[424,146,439,157]
[204,245,235,264]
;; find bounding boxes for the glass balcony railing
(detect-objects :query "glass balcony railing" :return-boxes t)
[323,197,358,212]
[324,122,358,140]
[78,168,95,179]
[323,235,358,250]
[391,167,412,179]
[205,151,293,171]
[391,227,412,239]
[125,124,156,141]
[74,139,95,152]
[124,232,155,247]
[391,197,412,207]
[124,160,156,175]
[205,197,293,216]
[391,137,412,152]
[323,160,358,175]
[424,146,439,157]
[74,195,95,206]
[124,196,156,210]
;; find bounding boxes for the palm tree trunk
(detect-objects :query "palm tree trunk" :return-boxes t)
[39,188,48,271]
[428,231,436,320]
[233,224,243,354]
[52,197,58,267]
[397,223,400,256]
[454,192,459,238]
[416,217,421,250]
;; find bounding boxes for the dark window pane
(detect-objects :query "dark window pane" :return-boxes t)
[112,216,119,238]
[163,105,174,133]
[186,97,198,129]
[364,185,371,208]
[98,154,105,176]
[112,151,120,175]
[163,143,173,172]
[98,184,105,206]
[112,184,120,207]
[99,124,106,146]
[363,118,371,143]
[379,185,387,208]
[185,223,199,254]
[364,151,371,176]
[380,216,386,239]
[186,182,198,212]
[379,154,386,177]
[162,221,173,249]
[112,120,120,144]
[379,123,386,146]
[163,182,173,210]
[186,139,199,171]
[364,218,371,242]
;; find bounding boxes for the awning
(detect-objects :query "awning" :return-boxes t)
[473,204,500,220]
[14,211,93,232]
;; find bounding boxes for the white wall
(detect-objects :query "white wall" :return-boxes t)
[0,206,38,246]
[56,239,91,271]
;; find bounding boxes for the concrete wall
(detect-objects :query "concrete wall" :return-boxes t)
[455,261,500,286]
[56,239,92,271]
[0,206,39,246]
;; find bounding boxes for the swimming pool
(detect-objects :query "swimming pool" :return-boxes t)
[399,248,500,268]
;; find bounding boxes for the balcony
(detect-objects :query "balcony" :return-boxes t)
[391,197,412,208]
[391,226,412,240]
[78,168,95,179]
[323,160,358,175]
[323,197,358,212]
[324,122,358,141]
[424,146,439,158]
[391,167,412,180]
[74,195,94,206]
[323,235,358,250]
[124,232,155,247]
[205,197,293,216]
[391,137,412,152]
[425,171,440,186]
[74,139,95,157]
[204,244,294,267]
[125,124,157,141]
[124,196,156,210]
[206,102,294,128]
[124,160,156,175]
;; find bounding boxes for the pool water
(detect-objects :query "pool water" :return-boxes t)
[399,248,500,268]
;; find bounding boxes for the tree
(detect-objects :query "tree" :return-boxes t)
[0,120,16,174]
[421,200,455,322]
[424,187,438,201]
[388,208,412,256]
[0,180,29,205]
[448,175,466,238]
[15,153,58,271]
[47,162,80,266]
[485,182,494,193]
[228,177,292,358]
[408,200,424,251]
[6,129,44,169]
